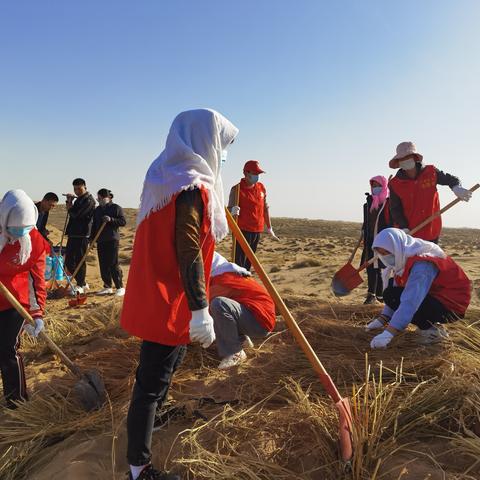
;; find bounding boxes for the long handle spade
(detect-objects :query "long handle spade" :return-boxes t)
[0,281,106,411]
[230,183,241,262]
[225,208,354,465]
[331,183,480,296]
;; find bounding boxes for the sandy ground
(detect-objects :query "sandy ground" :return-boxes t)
[1,206,479,479]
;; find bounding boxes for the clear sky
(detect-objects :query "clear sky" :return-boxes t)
[1,1,479,227]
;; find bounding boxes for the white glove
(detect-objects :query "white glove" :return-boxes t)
[231,206,241,216]
[370,330,394,349]
[365,314,389,332]
[267,227,279,241]
[452,185,472,202]
[189,307,216,348]
[402,228,410,234]
[24,318,44,338]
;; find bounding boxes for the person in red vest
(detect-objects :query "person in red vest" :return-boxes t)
[120,109,238,480]
[366,228,471,349]
[388,141,471,243]
[360,175,391,304]
[228,160,277,271]
[209,252,276,369]
[0,190,49,408]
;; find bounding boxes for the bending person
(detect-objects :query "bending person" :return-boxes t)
[367,228,471,349]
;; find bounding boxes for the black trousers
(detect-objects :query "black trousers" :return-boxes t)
[127,341,187,466]
[234,230,261,271]
[383,286,458,330]
[65,237,89,287]
[97,240,123,289]
[0,309,27,408]
[366,265,383,297]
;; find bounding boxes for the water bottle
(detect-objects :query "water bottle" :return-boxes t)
[54,256,65,281]
[45,256,53,281]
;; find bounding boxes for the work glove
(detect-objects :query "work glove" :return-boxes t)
[267,227,280,241]
[102,215,112,223]
[189,307,216,348]
[452,185,472,202]
[231,206,241,216]
[370,330,394,349]
[365,314,390,332]
[24,317,45,338]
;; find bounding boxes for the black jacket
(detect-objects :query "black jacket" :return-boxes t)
[35,202,49,239]
[65,192,96,237]
[361,194,390,264]
[90,202,126,243]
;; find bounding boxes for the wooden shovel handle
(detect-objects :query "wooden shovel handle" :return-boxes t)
[226,208,343,403]
[230,183,241,262]
[348,231,364,264]
[0,281,82,377]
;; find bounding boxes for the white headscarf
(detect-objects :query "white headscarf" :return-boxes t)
[0,190,38,265]
[137,109,239,241]
[211,252,250,277]
[373,228,445,283]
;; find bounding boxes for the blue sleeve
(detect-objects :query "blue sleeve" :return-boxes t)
[388,261,439,331]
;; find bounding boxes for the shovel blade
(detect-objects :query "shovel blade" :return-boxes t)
[73,370,106,411]
[336,397,354,464]
[331,263,363,297]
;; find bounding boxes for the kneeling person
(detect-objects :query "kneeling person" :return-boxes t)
[209,252,276,369]
[367,228,471,349]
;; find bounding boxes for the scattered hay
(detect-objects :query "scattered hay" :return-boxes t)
[291,259,322,269]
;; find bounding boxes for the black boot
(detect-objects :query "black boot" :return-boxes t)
[128,464,181,480]
[363,293,376,305]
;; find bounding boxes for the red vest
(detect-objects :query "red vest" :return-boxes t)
[0,229,49,315]
[209,272,276,331]
[236,179,267,232]
[120,188,215,345]
[395,255,471,315]
[389,165,441,241]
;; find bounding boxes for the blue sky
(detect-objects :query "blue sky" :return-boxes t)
[1,1,479,227]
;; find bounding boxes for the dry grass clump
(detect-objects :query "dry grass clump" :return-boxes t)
[291,258,322,269]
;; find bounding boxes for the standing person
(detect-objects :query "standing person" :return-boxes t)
[209,252,276,369]
[35,192,59,244]
[120,109,238,480]
[361,176,390,304]
[90,189,126,297]
[228,160,277,271]
[0,190,49,408]
[388,141,471,242]
[64,178,96,294]
[366,228,471,349]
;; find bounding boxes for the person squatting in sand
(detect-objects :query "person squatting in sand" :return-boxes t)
[209,252,276,369]
[0,190,49,408]
[366,228,471,349]
[120,109,238,480]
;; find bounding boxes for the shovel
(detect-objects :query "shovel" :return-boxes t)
[230,183,241,262]
[331,183,480,296]
[0,281,106,411]
[226,208,354,465]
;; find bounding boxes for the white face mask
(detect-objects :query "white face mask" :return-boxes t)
[379,253,396,267]
[399,158,416,170]
[372,186,383,196]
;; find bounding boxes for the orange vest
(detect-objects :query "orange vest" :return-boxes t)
[237,179,267,232]
[120,188,215,345]
[395,255,471,315]
[389,165,441,241]
[209,272,276,331]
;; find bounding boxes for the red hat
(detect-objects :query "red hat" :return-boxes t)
[243,160,265,174]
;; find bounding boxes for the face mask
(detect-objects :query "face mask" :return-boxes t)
[379,253,396,267]
[372,186,383,196]
[399,158,416,170]
[98,198,110,207]
[220,150,228,165]
[248,173,259,184]
[7,225,34,239]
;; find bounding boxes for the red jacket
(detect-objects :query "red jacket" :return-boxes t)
[237,179,267,233]
[395,255,471,315]
[120,189,215,345]
[209,272,276,331]
[0,228,49,317]
[389,165,441,241]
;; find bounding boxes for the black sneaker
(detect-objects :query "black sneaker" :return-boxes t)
[363,294,376,305]
[128,464,181,480]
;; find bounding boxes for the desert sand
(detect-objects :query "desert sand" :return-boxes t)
[1,206,479,480]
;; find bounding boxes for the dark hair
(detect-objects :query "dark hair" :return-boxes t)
[72,178,86,186]
[43,192,59,202]
[97,188,114,199]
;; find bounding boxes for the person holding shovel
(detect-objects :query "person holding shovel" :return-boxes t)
[90,189,126,297]
[360,175,390,304]
[35,192,59,244]
[366,228,471,348]
[0,190,49,408]
[388,141,471,243]
[120,109,238,480]
[209,252,276,369]
[228,160,277,271]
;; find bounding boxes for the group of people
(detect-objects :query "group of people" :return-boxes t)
[0,108,475,480]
